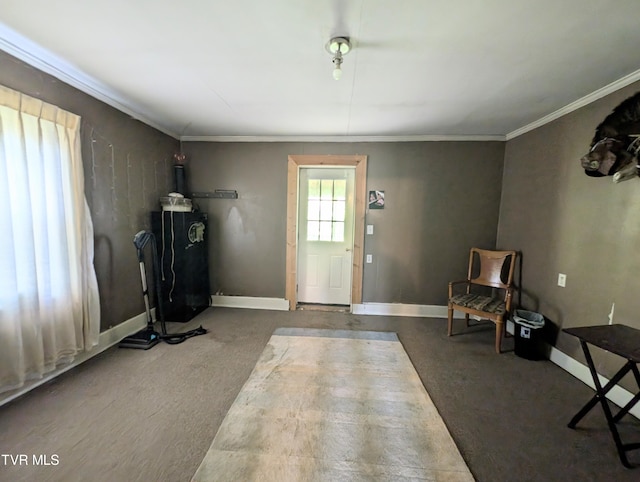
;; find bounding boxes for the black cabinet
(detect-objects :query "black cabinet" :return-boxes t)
[151,211,210,322]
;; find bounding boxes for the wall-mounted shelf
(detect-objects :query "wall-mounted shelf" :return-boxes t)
[191,190,238,199]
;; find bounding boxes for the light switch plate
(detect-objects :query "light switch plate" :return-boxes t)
[366,225,374,235]
[557,273,566,287]
[366,254,373,263]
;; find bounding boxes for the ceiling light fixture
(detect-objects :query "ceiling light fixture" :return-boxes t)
[326,37,351,80]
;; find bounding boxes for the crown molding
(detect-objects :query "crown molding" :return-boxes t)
[180,134,506,143]
[0,21,178,139]
[506,69,640,140]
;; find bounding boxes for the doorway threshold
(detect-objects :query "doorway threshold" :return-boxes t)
[297,303,350,313]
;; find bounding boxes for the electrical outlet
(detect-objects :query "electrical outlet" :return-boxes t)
[366,224,374,235]
[557,273,566,287]
[366,254,373,263]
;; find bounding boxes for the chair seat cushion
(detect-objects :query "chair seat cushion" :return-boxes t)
[449,293,506,315]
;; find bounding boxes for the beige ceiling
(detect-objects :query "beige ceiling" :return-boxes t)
[1,0,639,141]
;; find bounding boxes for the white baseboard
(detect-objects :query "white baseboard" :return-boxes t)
[506,319,515,335]
[549,345,640,420]
[209,298,466,319]
[351,302,466,318]
[210,298,459,317]
[211,295,289,311]
[0,310,150,408]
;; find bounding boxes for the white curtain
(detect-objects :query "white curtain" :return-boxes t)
[0,84,100,393]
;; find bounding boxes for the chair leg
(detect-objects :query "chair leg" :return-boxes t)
[465,313,470,327]
[447,307,454,336]
[495,321,503,354]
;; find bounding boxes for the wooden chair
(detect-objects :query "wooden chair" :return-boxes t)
[447,248,517,353]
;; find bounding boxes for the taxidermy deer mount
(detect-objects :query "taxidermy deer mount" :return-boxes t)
[580,91,640,183]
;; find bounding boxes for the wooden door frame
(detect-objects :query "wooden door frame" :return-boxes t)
[286,154,367,311]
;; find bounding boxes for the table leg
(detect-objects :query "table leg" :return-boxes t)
[613,364,640,423]
[568,358,633,428]
[570,340,633,468]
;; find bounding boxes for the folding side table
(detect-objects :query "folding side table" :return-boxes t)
[564,324,640,468]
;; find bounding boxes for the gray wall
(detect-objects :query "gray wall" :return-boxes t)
[499,81,640,386]
[0,51,178,330]
[185,141,505,305]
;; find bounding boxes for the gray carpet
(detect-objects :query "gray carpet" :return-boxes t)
[0,307,639,482]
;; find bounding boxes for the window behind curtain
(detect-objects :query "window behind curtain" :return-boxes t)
[0,84,100,393]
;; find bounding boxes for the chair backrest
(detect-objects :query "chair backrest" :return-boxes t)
[467,248,517,290]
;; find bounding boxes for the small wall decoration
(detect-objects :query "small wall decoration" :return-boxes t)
[369,190,385,209]
[580,91,640,183]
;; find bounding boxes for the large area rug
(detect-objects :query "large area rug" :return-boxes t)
[192,328,474,481]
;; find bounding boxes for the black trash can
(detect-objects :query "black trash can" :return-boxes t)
[513,310,545,360]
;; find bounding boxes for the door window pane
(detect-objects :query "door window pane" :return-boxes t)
[333,200,345,221]
[319,221,332,241]
[307,221,320,240]
[332,222,344,242]
[307,200,320,221]
[334,180,346,200]
[308,179,320,198]
[320,180,333,199]
[320,200,333,221]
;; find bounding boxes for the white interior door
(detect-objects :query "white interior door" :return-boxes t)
[298,167,355,305]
